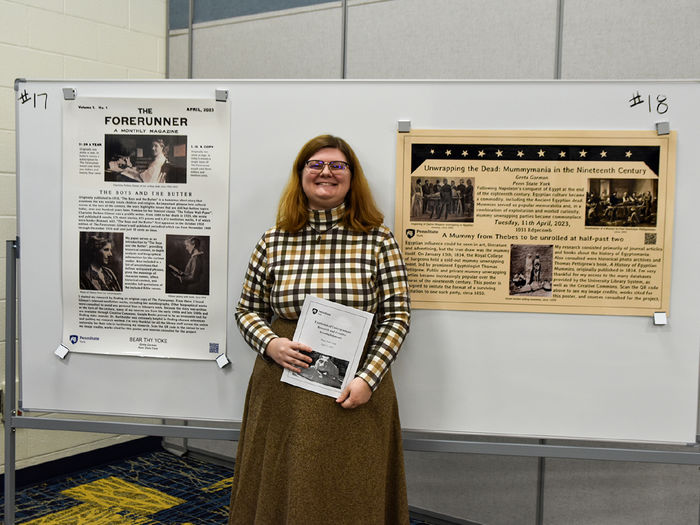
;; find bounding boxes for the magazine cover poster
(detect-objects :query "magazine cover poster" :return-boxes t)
[61,97,230,359]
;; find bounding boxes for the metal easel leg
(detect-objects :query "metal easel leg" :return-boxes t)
[536,439,546,525]
[4,239,18,525]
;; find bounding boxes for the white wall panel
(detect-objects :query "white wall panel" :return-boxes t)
[405,449,539,523]
[65,0,130,28]
[0,0,29,46]
[561,0,700,79]
[64,57,128,79]
[346,0,559,79]
[544,457,699,524]
[97,24,161,70]
[168,33,189,79]
[29,9,99,60]
[0,130,15,173]
[130,0,168,37]
[192,6,343,78]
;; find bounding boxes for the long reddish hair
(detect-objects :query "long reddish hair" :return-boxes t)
[276,135,383,232]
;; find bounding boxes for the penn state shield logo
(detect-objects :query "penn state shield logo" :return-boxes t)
[69,335,78,344]
[405,229,415,239]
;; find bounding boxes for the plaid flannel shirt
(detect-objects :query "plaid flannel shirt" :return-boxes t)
[235,203,410,390]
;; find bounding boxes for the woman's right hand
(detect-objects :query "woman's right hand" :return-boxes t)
[265,337,313,373]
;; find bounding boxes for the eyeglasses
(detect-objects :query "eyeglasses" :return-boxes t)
[304,160,350,173]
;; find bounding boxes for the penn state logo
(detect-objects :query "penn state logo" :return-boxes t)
[312,308,318,314]
[405,229,415,239]
[69,335,78,344]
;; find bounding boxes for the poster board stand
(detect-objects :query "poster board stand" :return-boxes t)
[9,78,700,524]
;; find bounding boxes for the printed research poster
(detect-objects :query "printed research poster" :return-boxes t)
[396,130,676,316]
[61,97,230,359]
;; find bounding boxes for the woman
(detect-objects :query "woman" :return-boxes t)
[170,236,209,294]
[229,135,411,524]
[139,138,169,183]
[116,138,169,183]
[80,233,121,291]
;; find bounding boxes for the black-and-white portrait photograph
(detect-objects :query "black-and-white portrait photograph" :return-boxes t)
[409,176,474,223]
[79,232,123,292]
[295,351,348,389]
[509,244,553,296]
[585,178,658,227]
[104,134,187,184]
[165,235,210,295]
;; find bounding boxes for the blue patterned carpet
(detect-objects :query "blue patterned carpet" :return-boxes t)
[2,449,433,524]
[5,450,231,524]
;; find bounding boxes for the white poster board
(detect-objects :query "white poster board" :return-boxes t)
[15,80,699,443]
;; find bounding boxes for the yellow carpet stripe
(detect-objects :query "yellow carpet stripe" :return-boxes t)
[201,476,233,493]
[61,476,185,515]
[20,502,154,524]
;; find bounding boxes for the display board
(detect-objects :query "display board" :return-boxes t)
[15,80,700,443]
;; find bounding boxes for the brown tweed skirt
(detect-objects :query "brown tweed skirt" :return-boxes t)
[228,318,409,524]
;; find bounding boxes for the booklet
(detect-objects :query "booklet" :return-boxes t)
[281,295,374,398]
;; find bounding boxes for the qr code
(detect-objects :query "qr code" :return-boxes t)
[209,342,219,354]
[644,232,657,245]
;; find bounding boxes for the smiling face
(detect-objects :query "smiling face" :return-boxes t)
[301,147,351,210]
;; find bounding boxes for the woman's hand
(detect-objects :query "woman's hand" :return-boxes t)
[265,337,312,373]
[336,377,372,409]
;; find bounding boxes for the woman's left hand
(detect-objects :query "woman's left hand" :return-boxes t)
[336,377,372,409]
